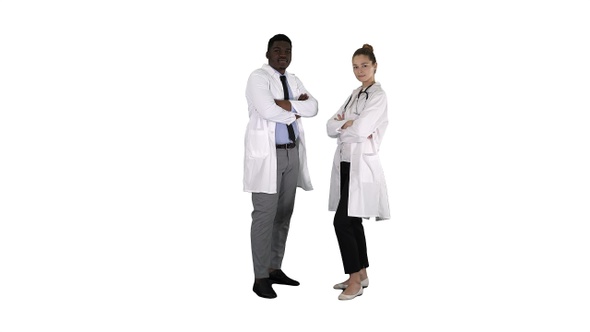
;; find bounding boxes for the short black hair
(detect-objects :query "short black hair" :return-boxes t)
[267,34,292,52]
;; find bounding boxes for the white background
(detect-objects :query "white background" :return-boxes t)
[1,1,589,331]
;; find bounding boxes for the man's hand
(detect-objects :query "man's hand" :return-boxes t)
[276,94,308,117]
[274,99,291,111]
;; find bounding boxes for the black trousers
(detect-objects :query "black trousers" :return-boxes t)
[334,162,369,274]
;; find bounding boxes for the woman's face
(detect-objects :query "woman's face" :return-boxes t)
[352,55,376,85]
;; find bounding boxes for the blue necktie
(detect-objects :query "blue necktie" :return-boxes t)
[280,75,296,143]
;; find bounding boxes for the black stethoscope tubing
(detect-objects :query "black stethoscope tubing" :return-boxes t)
[343,83,375,112]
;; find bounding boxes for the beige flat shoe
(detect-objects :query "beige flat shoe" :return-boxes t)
[333,278,369,290]
[338,286,363,301]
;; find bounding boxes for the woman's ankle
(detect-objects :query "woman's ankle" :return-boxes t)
[359,268,368,280]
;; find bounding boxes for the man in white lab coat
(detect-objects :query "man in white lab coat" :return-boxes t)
[243,34,318,299]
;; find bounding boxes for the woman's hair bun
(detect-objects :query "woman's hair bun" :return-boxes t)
[362,44,374,52]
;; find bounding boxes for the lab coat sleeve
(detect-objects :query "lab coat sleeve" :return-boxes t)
[289,75,318,118]
[246,71,296,124]
[326,96,350,138]
[339,90,388,143]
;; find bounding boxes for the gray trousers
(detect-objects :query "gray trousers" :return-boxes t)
[251,146,299,279]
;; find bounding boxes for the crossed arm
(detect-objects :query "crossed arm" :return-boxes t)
[275,93,309,119]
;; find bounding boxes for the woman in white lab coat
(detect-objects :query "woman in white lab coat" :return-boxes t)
[326,44,390,301]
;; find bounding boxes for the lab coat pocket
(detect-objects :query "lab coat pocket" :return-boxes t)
[246,130,270,159]
[360,153,380,183]
[360,153,381,214]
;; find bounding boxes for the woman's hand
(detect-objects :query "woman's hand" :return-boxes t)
[334,113,353,129]
[341,120,354,129]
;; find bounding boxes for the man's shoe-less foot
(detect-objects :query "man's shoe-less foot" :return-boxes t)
[253,278,277,299]
[268,269,300,286]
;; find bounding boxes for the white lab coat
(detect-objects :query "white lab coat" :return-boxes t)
[326,82,390,220]
[243,64,318,193]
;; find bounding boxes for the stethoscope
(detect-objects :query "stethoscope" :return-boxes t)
[343,83,375,115]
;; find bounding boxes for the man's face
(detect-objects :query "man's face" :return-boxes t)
[266,40,291,74]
